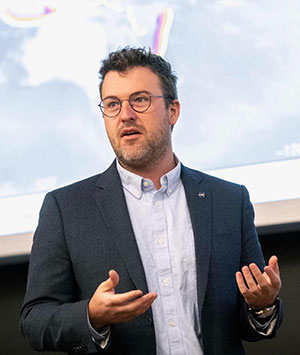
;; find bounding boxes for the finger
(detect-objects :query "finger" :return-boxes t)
[249,263,269,290]
[109,289,144,305]
[110,293,157,324]
[235,271,250,296]
[119,292,157,315]
[264,266,282,289]
[133,293,157,314]
[109,269,120,287]
[241,266,257,290]
[99,269,119,292]
[268,255,280,275]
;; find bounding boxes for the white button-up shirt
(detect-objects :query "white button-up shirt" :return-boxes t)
[117,161,203,355]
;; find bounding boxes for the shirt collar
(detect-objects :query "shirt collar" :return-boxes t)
[116,158,181,199]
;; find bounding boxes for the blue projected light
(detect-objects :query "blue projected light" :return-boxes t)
[0,0,300,258]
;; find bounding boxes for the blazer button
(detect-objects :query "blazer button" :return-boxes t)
[81,345,88,353]
[147,317,154,327]
[73,346,80,353]
[73,344,88,353]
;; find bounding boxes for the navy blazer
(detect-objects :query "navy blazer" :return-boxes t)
[21,161,282,354]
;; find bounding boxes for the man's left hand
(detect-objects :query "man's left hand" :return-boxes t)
[235,255,282,309]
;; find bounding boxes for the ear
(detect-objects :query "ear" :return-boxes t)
[168,99,180,126]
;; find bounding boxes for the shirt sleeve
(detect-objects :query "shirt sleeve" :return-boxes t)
[248,306,279,336]
[86,307,111,349]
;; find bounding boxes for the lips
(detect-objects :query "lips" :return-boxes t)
[120,128,142,137]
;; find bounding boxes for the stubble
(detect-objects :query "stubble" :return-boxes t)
[109,115,172,172]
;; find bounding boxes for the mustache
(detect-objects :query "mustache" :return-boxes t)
[119,122,144,133]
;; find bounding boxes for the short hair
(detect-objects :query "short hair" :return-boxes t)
[99,47,178,107]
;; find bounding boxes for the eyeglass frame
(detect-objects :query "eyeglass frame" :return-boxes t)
[98,90,174,118]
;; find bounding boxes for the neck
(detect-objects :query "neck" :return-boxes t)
[119,150,177,190]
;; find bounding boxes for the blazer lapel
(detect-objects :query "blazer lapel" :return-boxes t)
[92,162,212,314]
[93,161,149,295]
[181,165,212,314]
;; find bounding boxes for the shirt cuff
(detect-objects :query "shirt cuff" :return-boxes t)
[86,307,111,349]
[248,304,279,336]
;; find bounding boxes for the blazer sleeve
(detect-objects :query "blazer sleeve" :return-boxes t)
[20,192,99,354]
[238,185,283,341]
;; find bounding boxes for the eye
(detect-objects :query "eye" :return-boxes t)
[135,95,147,103]
[108,101,119,108]
[131,92,150,106]
[104,98,120,110]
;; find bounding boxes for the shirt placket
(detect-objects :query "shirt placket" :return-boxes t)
[152,188,185,355]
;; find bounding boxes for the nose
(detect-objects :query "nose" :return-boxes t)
[119,100,137,122]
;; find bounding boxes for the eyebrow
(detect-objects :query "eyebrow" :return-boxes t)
[102,90,152,101]
[102,95,120,100]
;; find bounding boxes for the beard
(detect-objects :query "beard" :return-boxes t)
[109,115,172,172]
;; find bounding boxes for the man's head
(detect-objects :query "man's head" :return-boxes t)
[99,47,178,108]
[99,47,180,174]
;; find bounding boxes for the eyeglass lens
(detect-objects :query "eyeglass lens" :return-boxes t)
[100,91,151,117]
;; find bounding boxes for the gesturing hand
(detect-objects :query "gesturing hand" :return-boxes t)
[235,255,281,309]
[88,270,157,330]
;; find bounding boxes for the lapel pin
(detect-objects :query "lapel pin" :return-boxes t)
[198,192,206,198]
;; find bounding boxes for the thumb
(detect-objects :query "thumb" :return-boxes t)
[268,255,279,274]
[99,269,119,292]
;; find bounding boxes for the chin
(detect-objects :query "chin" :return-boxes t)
[118,150,151,168]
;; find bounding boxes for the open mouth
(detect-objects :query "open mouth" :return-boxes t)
[124,132,139,136]
[121,129,142,137]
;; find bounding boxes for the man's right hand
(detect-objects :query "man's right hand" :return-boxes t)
[88,270,157,330]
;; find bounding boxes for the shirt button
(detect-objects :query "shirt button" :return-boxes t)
[157,238,165,244]
[143,180,149,187]
[162,278,169,284]
[168,319,176,327]
[154,201,160,207]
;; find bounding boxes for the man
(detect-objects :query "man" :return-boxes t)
[21,47,282,355]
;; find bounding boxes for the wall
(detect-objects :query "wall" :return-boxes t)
[0,231,299,355]
[244,231,300,355]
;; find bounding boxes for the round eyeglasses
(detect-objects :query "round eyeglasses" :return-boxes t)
[98,91,172,118]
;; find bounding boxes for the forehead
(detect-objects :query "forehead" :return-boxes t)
[101,66,162,98]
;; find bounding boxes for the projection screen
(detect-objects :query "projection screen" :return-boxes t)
[1,0,299,260]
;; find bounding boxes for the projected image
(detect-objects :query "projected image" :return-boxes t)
[1,0,300,240]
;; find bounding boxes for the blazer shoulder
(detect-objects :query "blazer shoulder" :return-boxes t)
[182,165,244,193]
[49,174,100,199]
[48,161,118,199]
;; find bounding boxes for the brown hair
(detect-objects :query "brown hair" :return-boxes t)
[99,47,178,107]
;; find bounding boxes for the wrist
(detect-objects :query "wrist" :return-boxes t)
[88,299,105,330]
[249,295,279,310]
[249,297,279,319]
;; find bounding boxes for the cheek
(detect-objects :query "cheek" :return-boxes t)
[147,109,169,129]
[105,121,116,138]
